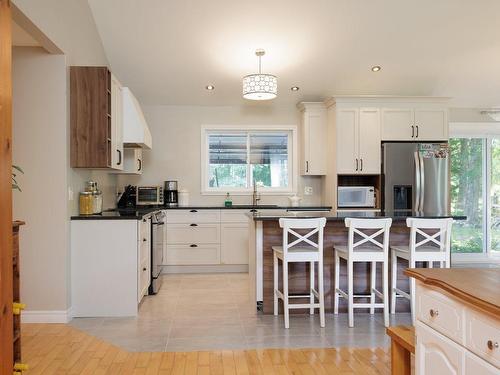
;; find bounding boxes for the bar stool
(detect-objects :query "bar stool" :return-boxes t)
[391,218,453,322]
[334,218,392,328]
[273,217,327,329]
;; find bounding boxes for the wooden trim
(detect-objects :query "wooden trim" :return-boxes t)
[405,268,500,318]
[0,0,14,373]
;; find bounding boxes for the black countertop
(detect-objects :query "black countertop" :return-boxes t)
[250,210,467,221]
[70,205,333,220]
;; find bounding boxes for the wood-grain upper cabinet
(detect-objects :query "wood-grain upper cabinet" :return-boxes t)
[298,103,327,175]
[382,107,448,141]
[336,107,381,174]
[70,67,124,169]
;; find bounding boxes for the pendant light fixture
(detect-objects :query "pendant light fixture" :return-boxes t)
[242,49,277,100]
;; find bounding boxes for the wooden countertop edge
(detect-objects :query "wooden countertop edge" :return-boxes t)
[405,269,500,318]
[12,220,25,228]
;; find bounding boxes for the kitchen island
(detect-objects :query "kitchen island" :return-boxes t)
[248,210,466,314]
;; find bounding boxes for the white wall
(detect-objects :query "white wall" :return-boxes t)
[118,105,323,206]
[12,47,69,312]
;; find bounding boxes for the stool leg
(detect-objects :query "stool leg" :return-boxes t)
[334,251,340,315]
[273,252,278,316]
[283,260,289,329]
[409,259,416,324]
[370,261,376,315]
[383,259,389,328]
[318,259,325,328]
[391,253,397,314]
[309,261,315,315]
[348,260,354,328]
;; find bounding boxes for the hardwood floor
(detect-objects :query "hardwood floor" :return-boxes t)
[22,323,391,374]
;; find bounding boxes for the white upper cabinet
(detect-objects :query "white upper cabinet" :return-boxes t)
[336,107,381,174]
[110,74,124,170]
[382,106,448,141]
[298,103,327,175]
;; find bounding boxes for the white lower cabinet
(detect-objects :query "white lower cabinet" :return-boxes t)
[465,351,500,375]
[165,209,251,267]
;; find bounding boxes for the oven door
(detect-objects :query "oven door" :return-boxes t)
[136,187,160,205]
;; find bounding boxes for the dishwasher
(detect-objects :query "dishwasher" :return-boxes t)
[149,211,166,294]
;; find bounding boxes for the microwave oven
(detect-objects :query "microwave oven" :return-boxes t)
[337,186,376,208]
[136,186,164,206]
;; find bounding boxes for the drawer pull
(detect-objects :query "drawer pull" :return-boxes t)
[190,223,198,227]
[429,309,439,318]
[190,244,198,247]
[143,267,147,271]
[487,340,499,350]
[190,209,198,213]
[143,238,147,242]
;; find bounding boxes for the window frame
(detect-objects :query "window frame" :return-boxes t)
[450,122,500,264]
[200,124,297,195]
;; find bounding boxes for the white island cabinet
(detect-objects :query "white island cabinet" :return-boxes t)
[71,216,151,317]
[407,268,500,375]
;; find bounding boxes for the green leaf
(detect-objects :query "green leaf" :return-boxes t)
[13,165,24,174]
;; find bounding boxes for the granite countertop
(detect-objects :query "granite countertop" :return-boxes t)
[250,210,467,221]
[70,205,333,220]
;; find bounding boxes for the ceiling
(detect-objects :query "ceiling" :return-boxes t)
[88,0,500,107]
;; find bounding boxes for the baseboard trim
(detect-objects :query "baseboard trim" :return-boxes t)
[162,265,249,274]
[21,308,73,323]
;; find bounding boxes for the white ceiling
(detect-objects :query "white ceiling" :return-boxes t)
[88,0,500,107]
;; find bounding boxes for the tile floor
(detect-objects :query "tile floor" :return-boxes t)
[70,273,411,352]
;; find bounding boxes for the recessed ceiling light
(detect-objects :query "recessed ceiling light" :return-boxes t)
[205,85,215,90]
[291,86,300,91]
[371,66,381,72]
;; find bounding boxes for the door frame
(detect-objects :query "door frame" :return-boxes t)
[0,0,14,373]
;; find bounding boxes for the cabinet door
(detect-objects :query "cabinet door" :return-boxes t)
[465,352,499,375]
[381,108,414,141]
[358,108,381,174]
[416,322,464,375]
[414,109,448,141]
[221,223,249,265]
[301,107,327,175]
[336,108,359,174]
[119,148,143,175]
[111,75,124,170]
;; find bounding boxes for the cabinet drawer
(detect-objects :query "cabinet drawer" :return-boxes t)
[166,210,220,224]
[416,284,465,344]
[140,240,150,265]
[465,308,500,368]
[139,218,151,239]
[167,223,220,244]
[465,351,499,375]
[220,210,252,223]
[166,244,220,265]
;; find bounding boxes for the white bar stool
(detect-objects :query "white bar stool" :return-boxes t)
[391,218,453,322]
[273,217,327,329]
[334,218,392,328]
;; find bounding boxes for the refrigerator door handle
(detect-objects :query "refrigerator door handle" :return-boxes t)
[419,153,425,211]
[414,151,421,211]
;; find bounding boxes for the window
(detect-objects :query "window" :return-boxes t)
[202,126,295,193]
[450,125,500,259]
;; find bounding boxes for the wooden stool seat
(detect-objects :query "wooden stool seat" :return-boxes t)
[386,325,415,375]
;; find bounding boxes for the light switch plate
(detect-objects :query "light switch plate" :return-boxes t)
[68,187,74,201]
[304,186,313,195]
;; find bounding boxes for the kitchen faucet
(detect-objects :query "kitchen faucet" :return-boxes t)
[252,179,261,206]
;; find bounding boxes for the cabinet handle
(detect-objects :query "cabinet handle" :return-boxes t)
[190,244,198,247]
[487,340,499,350]
[137,159,142,171]
[416,125,419,138]
[429,309,439,318]
[143,267,147,271]
[190,209,198,213]
[360,159,363,171]
[411,125,415,138]
[117,149,122,165]
[143,238,147,242]
[355,158,358,171]
[306,161,309,173]
[190,223,198,227]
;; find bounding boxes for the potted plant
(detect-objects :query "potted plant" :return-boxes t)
[12,165,23,191]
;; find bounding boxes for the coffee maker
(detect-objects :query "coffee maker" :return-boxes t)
[164,181,178,207]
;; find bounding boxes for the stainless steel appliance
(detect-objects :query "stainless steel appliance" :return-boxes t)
[136,186,164,206]
[382,142,449,214]
[337,186,376,208]
[149,211,166,294]
[164,180,178,207]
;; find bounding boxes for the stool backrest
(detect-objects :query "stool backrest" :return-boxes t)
[344,218,393,256]
[278,218,327,256]
[406,218,453,257]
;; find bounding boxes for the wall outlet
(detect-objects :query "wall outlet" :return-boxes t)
[68,187,74,201]
[304,186,313,195]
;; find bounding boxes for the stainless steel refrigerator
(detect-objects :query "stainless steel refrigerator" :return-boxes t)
[382,142,450,214]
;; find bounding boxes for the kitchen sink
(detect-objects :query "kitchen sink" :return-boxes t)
[229,204,279,209]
